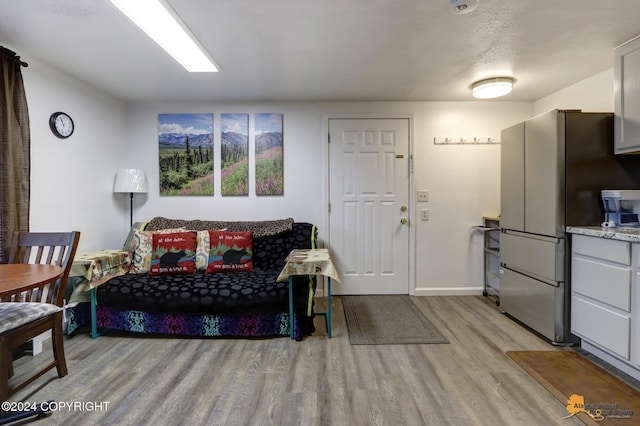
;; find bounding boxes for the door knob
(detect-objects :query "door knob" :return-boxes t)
[400,205,407,212]
[400,217,408,225]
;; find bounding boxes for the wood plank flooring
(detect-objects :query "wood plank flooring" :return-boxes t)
[6,296,603,425]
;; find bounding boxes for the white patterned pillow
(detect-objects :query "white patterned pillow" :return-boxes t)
[195,230,210,272]
[131,228,185,273]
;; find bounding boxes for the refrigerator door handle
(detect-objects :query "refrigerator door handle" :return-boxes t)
[500,264,561,287]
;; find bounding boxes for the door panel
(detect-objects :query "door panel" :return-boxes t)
[524,110,564,236]
[500,232,564,284]
[329,118,410,295]
[500,122,525,231]
[500,267,559,341]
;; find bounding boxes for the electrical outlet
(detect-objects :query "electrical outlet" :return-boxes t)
[417,190,429,202]
[420,209,429,221]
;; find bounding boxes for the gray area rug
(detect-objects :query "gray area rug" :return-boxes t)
[342,295,449,345]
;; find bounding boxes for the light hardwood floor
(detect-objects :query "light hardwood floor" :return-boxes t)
[7,296,600,425]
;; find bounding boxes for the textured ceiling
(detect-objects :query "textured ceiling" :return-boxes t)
[1,0,639,103]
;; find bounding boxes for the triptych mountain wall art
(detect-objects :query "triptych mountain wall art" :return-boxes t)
[158,113,283,196]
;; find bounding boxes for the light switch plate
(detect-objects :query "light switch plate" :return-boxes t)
[417,190,429,202]
[420,209,429,221]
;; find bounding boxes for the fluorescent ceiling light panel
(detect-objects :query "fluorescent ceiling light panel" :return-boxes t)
[110,0,218,72]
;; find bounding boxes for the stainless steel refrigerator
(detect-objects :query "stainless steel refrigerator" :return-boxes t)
[500,109,640,344]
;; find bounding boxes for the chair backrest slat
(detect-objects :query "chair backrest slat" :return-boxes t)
[19,247,32,264]
[5,231,80,306]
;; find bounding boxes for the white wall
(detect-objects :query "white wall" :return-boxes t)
[127,101,533,294]
[16,48,536,294]
[534,68,614,115]
[127,102,325,226]
[19,52,129,253]
[28,48,625,294]
[410,102,532,294]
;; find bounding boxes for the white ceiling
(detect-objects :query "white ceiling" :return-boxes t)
[1,0,640,103]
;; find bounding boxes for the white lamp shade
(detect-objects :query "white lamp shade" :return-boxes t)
[472,77,514,99]
[114,169,149,193]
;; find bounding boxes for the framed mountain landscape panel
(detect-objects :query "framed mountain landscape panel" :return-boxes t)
[158,113,214,196]
[221,113,249,196]
[255,113,283,195]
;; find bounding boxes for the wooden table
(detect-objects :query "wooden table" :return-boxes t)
[0,264,63,299]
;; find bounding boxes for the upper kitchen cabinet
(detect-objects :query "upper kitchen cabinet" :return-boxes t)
[614,35,640,154]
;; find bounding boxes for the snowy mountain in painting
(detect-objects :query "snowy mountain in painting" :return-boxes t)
[222,131,247,148]
[256,132,282,153]
[159,133,213,149]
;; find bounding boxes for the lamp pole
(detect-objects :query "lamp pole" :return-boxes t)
[129,192,134,227]
[114,169,149,229]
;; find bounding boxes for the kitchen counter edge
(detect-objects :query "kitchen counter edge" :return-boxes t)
[566,226,640,243]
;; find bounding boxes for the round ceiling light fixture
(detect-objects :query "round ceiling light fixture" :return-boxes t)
[471,77,515,99]
[450,0,479,14]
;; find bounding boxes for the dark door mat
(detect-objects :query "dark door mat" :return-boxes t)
[342,295,449,345]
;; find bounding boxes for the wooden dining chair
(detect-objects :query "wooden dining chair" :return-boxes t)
[0,231,80,402]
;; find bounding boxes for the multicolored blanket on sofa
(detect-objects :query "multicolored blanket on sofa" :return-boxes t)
[69,220,317,340]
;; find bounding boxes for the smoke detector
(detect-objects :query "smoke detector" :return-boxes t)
[450,0,479,14]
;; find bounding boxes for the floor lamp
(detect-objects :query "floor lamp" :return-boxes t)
[114,169,149,227]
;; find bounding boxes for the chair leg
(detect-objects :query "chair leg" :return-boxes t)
[0,340,10,403]
[52,313,67,378]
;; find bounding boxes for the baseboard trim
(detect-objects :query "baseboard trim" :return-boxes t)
[414,287,484,297]
[581,341,640,382]
[324,287,485,297]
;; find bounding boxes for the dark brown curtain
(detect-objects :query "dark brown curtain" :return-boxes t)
[0,46,30,263]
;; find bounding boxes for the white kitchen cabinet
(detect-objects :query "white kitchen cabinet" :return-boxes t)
[571,235,632,359]
[567,230,640,380]
[633,245,640,370]
[571,233,640,380]
[614,34,640,154]
[572,235,631,311]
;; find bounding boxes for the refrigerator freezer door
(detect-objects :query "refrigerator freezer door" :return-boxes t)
[524,110,565,236]
[500,231,565,284]
[500,122,525,232]
[500,267,565,342]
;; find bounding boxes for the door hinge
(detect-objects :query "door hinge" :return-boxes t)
[328,133,331,143]
[328,202,332,213]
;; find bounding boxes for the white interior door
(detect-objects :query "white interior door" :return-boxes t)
[328,118,410,295]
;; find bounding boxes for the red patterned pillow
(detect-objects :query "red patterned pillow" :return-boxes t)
[206,230,254,273]
[149,231,197,275]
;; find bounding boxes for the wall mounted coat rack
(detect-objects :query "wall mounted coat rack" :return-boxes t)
[433,137,500,145]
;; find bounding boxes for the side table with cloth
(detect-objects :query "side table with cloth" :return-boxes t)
[277,248,340,338]
[66,250,131,335]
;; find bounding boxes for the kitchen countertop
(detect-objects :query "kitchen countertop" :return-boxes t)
[567,226,640,243]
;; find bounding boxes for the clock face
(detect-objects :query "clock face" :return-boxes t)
[49,112,74,138]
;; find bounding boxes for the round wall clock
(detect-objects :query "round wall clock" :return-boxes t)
[49,112,74,139]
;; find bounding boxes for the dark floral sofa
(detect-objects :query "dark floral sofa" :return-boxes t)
[70,217,317,340]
